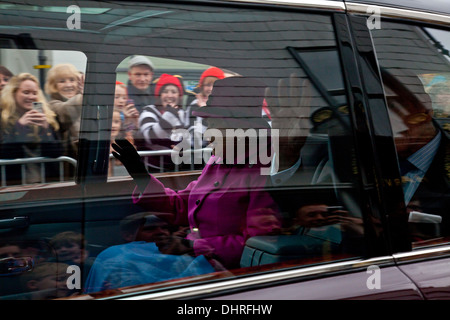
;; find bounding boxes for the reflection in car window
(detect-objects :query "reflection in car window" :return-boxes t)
[110,57,215,176]
[86,4,366,296]
[371,23,450,248]
[0,1,365,300]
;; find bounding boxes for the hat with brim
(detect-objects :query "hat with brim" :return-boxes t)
[128,55,154,71]
[193,76,270,129]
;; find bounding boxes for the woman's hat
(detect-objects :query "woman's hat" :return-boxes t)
[154,73,184,97]
[193,76,270,129]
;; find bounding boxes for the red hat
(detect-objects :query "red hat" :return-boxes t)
[155,74,184,97]
[199,67,225,87]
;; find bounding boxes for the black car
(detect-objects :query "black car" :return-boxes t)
[0,0,449,301]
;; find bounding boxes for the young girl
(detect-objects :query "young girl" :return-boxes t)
[186,67,225,148]
[109,107,135,177]
[114,81,140,133]
[137,73,185,171]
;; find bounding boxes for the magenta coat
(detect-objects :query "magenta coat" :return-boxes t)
[132,155,281,269]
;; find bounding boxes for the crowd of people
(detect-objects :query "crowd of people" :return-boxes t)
[0,55,237,184]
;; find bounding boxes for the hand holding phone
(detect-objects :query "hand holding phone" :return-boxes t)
[18,102,48,128]
[124,99,139,118]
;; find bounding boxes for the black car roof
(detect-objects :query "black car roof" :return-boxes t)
[345,0,450,15]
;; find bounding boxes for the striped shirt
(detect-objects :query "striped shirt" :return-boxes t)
[139,104,183,146]
[402,130,441,204]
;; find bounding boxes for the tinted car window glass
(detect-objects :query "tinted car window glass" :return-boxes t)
[0,1,366,300]
[371,22,450,248]
[81,3,365,298]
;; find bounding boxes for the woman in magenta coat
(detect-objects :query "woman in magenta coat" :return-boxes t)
[112,77,281,270]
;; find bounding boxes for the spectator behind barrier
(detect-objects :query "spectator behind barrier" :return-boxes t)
[137,73,186,172]
[0,73,63,185]
[114,81,139,139]
[126,55,155,113]
[45,63,84,159]
[109,107,136,177]
[185,67,225,149]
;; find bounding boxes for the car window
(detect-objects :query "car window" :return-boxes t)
[82,3,367,298]
[0,49,86,186]
[0,1,368,300]
[370,22,450,249]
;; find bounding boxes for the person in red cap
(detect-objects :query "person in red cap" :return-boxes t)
[194,67,226,108]
[185,67,225,149]
[137,74,186,172]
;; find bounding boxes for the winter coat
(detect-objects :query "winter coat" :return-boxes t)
[132,155,281,269]
[0,114,64,185]
[48,92,82,159]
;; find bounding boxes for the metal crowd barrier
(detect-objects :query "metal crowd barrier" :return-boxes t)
[0,147,213,186]
[0,156,77,187]
[110,148,213,174]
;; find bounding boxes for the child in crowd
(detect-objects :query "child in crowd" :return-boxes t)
[109,107,135,176]
[114,81,140,135]
[186,67,225,149]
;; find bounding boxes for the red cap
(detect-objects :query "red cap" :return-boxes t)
[199,67,225,87]
[155,74,184,97]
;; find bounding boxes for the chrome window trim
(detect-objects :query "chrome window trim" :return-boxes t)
[393,244,450,263]
[217,0,345,11]
[346,2,450,25]
[113,256,394,300]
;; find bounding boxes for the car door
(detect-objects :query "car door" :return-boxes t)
[73,0,424,300]
[1,0,443,301]
[351,1,450,299]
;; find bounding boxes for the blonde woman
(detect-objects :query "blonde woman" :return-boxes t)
[45,63,84,158]
[0,73,63,185]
